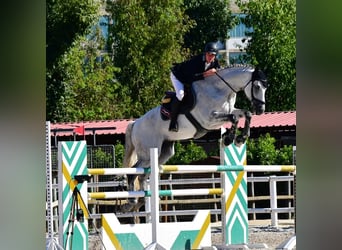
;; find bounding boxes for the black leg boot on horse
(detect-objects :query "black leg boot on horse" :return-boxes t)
[169,98,181,132]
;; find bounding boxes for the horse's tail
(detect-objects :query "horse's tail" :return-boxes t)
[123,121,137,168]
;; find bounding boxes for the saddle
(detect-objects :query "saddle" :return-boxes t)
[160,87,195,121]
[160,87,211,139]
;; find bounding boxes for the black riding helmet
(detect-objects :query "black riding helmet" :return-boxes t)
[204,42,219,55]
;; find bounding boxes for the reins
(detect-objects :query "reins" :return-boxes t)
[215,71,252,93]
[215,70,266,105]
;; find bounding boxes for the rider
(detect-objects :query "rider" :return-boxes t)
[169,42,221,132]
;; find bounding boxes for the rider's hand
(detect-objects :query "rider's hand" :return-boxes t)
[203,68,217,78]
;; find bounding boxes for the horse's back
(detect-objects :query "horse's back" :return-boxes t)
[131,106,165,144]
[134,106,161,127]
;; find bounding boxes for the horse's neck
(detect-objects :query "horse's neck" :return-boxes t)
[192,78,234,116]
[194,77,231,99]
[188,68,253,129]
[225,69,252,90]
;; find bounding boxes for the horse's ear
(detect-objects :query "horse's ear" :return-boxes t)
[254,65,267,77]
[252,66,259,78]
[258,65,269,76]
[254,65,262,74]
[252,65,268,86]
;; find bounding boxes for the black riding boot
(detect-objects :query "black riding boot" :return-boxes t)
[169,99,181,132]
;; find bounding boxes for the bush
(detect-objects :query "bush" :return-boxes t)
[114,141,125,168]
[166,141,207,164]
[247,133,293,165]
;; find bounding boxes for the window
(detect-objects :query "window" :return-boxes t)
[228,14,253,38]
[229,52,248,64]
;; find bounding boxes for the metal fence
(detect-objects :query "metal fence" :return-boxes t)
[51,144,115,170]
[51,144,116,191]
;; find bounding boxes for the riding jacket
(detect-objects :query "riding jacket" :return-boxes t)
[171,53,220,87]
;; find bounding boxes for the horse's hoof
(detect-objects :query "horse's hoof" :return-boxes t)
[121,203,134,213]
[121,199,137,212]
[223,133,235,146]
[234,135,246,147]
[228,114,237,123]
[223,138,232,146]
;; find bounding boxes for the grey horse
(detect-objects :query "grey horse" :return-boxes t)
[122,65,268,213]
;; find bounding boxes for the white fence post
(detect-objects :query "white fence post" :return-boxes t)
[144,147,168,250]
[270,175,278,227]
[145,177,152,223]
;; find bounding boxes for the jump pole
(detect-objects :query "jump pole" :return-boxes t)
[88,165,295,175]
[145,148,165,250]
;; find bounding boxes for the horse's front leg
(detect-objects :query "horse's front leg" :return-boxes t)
[222,118,238,146]
[235,110,252,146]
[212,112,238,146]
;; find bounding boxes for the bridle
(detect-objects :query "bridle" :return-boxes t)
[215,70,267,105]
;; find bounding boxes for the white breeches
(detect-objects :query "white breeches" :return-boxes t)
[170,72,184,101]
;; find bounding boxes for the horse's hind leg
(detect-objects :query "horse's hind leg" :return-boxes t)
[122,164,149,216]
[159,141,175,164]
[121,159,144,213]
[134,174,148,212]
[129,143,173,214]
[121,174,139,213]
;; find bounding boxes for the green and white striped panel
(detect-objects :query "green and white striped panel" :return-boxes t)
[58,141,88,250]
[221,143,248,245]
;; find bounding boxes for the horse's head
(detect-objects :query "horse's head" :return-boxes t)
[244,68,268,115]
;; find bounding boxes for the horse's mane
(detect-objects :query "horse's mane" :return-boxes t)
[220,64,255,71]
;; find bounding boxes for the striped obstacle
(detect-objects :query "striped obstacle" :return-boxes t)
[58,141,296,249]
[58,141,89,249]
[157,143,248,245]
[57,143,213,249]
[101,210,211,250]
[220,143,248,245]
[89,144,248,248]
[97,148,213,249]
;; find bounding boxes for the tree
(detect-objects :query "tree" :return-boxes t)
[47,0,104,122]
[114,141,125,168]
[166,141,207,164]
[107,0,194,117]
[46,0,99,68]
[46,0,129,122]
[236,0,296,111]
[47,34,126,121]
[183,0,234,55]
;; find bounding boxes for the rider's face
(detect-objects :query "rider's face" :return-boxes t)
[205,52,216,63]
